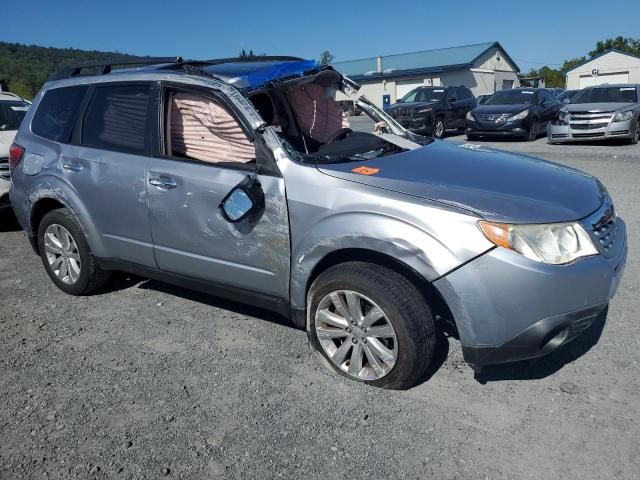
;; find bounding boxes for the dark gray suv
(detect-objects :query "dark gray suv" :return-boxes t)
[8,57,627,389]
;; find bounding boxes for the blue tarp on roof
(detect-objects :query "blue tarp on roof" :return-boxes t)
[332,42,519,78]
[203,59,318,88]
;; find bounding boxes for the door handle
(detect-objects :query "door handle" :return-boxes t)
[149,176,177,189]
[62,163,83,172]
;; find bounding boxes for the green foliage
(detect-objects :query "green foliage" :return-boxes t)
[589,36,640,57]
[0,41,146,99]
[319,50,334,66]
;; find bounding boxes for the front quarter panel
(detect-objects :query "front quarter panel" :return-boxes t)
[278,157,494,308]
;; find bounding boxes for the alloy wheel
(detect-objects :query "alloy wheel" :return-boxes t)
[43,224,81,285]
[434,119,444,138]
[314,290,398,381]
[529,120,538,141]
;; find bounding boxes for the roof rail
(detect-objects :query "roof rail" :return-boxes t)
[0,91,26,100]
[52,56,185,80]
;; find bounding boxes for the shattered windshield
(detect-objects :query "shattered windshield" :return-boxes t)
[248,70,430,164]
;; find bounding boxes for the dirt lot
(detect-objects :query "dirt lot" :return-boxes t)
[1,133,639,479]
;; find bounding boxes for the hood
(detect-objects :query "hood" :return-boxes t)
[565,102,636,113]
[317,141,605,223]
[472,104,531,115]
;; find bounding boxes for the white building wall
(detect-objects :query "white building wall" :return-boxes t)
[566,51,640,89]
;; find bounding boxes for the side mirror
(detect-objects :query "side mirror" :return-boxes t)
[449,97,457,103]
[219,176,265,223]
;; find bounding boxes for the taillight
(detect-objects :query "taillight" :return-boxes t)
[9,143,25,171]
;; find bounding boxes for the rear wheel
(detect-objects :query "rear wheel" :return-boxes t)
[308,262,436,389]
[38,208,111,295]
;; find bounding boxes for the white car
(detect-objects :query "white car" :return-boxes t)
[0,92,30,204]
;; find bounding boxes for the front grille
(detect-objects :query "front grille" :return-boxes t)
[586,198,617,257]
[0,158,10,181]
[570,123,608,130]
[573,132,605,138]
[475,113,510,123]
[551,134,568,138]
[610,130,630,135]
[570,111,614,121]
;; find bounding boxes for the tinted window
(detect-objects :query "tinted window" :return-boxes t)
[0,100,29,131]
[458,88,473,100]
[32,86,88,142]
[82,84,150,154]
[485,90,538,105]
[572,87,638,104]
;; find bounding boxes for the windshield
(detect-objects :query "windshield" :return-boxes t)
[559,90,577,101]
[485,90,537,105]
[572,87,637,104]
[400,87,446,103]
[0,100,29,131]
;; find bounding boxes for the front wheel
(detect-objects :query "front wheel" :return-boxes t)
[38,208,111,295]
[628,120,640,145]
[308,262,436,389]
[432,117,445,138]
[527,119,539,141]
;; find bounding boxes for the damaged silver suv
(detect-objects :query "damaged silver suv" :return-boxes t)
[9,57,627,389]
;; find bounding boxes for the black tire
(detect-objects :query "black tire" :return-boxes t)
[432,116,446,139]
[307,262,436,389]
[527,119,539,141]
[37,208,111,295]
[628,120,640,145]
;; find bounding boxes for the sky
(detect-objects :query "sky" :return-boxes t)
[2,0,639,73]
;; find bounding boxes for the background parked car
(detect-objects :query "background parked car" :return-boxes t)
[548,88,565,98]
[0,91,30,205]
[559,89,580,104]
[476,93,493,105]
[466,88,562,141]
[548,84,640,144]
[336,99,362,116]
[385,85,476,138]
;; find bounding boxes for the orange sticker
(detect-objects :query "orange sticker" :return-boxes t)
[352,166,380,175]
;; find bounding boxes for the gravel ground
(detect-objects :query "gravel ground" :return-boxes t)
[1,128,639,479]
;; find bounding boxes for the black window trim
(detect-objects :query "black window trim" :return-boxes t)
[73,80,157,156]
[156,82,276,175]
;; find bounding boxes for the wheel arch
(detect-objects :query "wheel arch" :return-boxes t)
[303,248,456,334]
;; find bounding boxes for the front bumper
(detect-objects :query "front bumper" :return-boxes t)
[548,118,635,142]
[466,118,531,138]
[394,114,430,133]
[0,177,10,205]
[434,216,627,368]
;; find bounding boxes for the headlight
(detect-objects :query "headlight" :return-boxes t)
[417,107,433,114]
[508,109,529,121]
[556,109,571,124]
[612,110,634,122]
[466,111,475,120]
[479,221,598,264]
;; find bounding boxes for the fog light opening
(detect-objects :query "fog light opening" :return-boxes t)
[539,326,570,353]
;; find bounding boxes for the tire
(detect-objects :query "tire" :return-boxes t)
[628,120,640,145]
[527,119,539,141]
[37,208,111,295]
[432,116,446,139]
[307,262,436,389]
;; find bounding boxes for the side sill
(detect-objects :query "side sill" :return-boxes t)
[96,258,303,328]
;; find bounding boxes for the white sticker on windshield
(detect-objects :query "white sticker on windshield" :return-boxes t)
[620,87,635,91]
[522,91,534,94]
[433,89,444,92]
[11,106,29,111]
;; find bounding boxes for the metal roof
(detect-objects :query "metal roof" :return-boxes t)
[333,42,519,80]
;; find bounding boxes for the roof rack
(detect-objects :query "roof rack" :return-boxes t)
[52,56,185,80]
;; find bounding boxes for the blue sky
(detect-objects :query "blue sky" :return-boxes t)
[3,0,639,72]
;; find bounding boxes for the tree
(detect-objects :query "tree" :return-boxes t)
[560,57,586,72]
[589,36,640,57]
[319,50,334,66]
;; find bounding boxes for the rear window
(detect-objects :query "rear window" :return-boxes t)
[572,87,638,104]
[82,84,151,154]
[32,86,88,142]
[0,100,29,131]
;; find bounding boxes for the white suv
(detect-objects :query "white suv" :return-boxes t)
[0,92,30,204]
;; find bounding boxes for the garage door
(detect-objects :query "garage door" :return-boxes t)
[579,72,629,88]
[396,80,424,100]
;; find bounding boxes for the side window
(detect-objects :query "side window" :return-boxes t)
[447,88,459,101]
[32,86,88,142]
[461,88,473,100]
[82,84,150,154]
[165,90,255,165]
